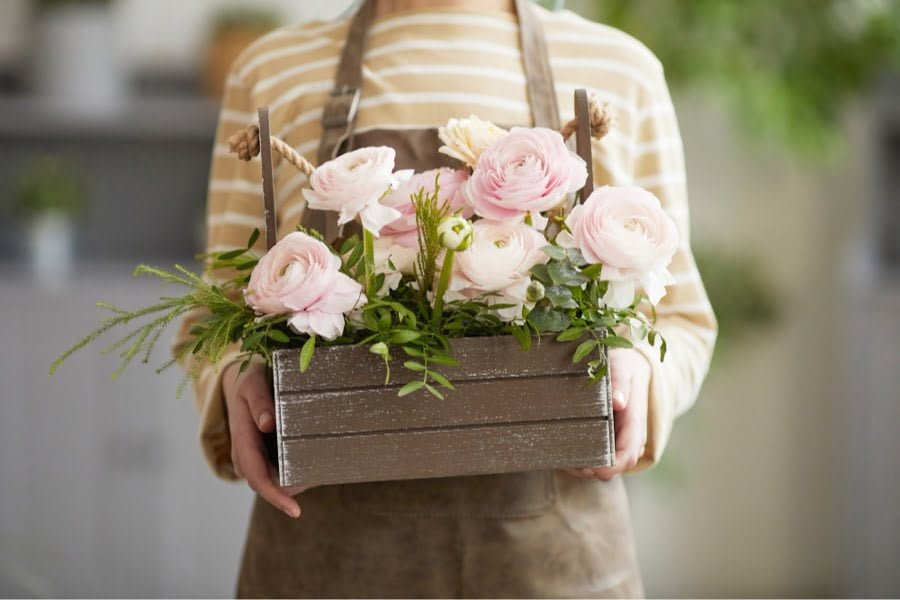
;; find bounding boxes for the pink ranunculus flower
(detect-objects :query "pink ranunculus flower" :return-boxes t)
[464,127,587,225]
[444,219,550,322]
[380,168,471,247]
[245,231,366,340]
[301,146,412,236]
[558,185,679,308]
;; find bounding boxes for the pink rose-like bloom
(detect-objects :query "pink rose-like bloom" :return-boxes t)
[245,231,365,340]
[559,185,679,308]
[301,146,411,236]
[445,219,550,322]
[380,168,471,248]
[464,127,587,223]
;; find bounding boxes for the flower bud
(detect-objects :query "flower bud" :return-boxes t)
[437,215,474,251]
[525,280,545,303]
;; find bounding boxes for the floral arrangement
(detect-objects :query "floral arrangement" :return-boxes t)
[52,114,678,399]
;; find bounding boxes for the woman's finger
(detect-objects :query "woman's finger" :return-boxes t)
[241,370,277,433]
[229,390,301,518]
[608,351,631,411]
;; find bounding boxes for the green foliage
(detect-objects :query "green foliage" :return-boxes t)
[412,179,452,306]
[528,245,664,384]
[578,0,900,156]
[51,219,668,399]
[10,156,86,220]
[694,247,779,351]
[210,7,282,36]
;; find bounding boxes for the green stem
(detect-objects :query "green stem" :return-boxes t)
[363,228,376,296]
[431,249,455,329]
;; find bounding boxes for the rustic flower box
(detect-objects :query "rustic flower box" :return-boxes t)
[271,335,614,488]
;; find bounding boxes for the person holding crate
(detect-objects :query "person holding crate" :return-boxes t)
[174,0,717,596]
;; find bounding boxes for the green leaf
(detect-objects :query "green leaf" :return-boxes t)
[545,285,578,309]
[527,304,571,332]
[369,341,389,357]
[564,247,588,266]
[556,327,586,342]
[598,335,633,349]
[390,330,421,344]
[216,248,246,260]
[548,262,588,286]
[541,244,567,260]
[529,263,551,283]
[403,361,427,372]
[424,383,445,399]
[511,324,532,350]
[402,346,426,358]
[397,380,426,397]
[581,264,602,280]
[573,339,599,363]
[428,370,455,390]
[247,228,260,249]
[299,335,316,372]
[425,353,460,367]
[235,260,258,271]
[267,329,290,343]
[338,235,358,256]
[660,338,668,362]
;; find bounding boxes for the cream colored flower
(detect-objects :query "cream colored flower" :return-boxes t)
[438,115,508,168]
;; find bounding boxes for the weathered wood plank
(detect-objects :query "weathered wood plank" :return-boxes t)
[274,335,595,392]
[277,373,609,436]
[278,418,613,488]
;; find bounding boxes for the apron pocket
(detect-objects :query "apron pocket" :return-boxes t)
[338,470,557,519]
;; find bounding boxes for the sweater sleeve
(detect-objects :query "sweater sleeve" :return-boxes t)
[171,71,269,481]
[598,65,718,472]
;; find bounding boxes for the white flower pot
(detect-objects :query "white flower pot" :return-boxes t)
[29,212,75,288]
[31,4,126,116]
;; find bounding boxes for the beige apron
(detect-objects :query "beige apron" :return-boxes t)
[237,1,645,597]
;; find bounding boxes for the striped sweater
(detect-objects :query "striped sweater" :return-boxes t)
[174,5,718,480]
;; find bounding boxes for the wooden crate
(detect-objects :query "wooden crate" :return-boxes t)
[271,336,614,488]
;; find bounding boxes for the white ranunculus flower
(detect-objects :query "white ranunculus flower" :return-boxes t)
[557,185,679,308]
[372,236,417,297]
[438,115,508,168]
[301,146,413,236]
[444,219,549,322]
[437,215,473,251]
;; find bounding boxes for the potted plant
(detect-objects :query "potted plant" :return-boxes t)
[30,0,126,114]
[12,156,86,286]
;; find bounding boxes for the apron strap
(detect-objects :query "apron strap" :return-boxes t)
[316,0,560,166]
[315,0,372,167]
[514,0,561,130]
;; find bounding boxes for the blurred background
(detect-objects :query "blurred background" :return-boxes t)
[0,0,898,597]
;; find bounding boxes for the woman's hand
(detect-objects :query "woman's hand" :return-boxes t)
[564,347,651,481]
[222,361,307,518]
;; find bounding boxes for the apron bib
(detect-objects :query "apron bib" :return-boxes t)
[237,1,645,596]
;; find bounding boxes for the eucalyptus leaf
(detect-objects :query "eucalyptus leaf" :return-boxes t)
[526,305,571,332]
[548,262,588,286]
[530,263,551,283]
[545,285,578,309]
[541,244,567,261]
